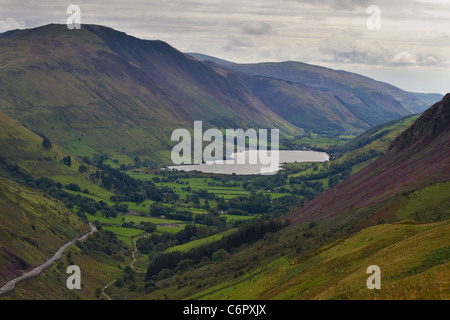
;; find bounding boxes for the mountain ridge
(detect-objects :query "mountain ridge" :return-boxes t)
[189,52,432,135]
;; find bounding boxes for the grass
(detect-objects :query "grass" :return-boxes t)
[294,136,347,146]
[189,221,450,300]
[394,182,450,222]
[53,174,115,201]
[86,213,184,226]
[102,226,145,246]
[166,228,237,253]
[5,233,130,300]
[102,226,145,238]
[0,177,89,284]
[222,214,256,222]
[156,225,185,234]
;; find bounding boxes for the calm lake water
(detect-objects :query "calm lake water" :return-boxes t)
[166,150,329,175]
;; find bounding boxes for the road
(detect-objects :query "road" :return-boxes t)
[0,222,97,298]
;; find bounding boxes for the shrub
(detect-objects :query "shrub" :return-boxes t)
[66,183,81,192]
[212,249,229,263]
[42,137,52,150]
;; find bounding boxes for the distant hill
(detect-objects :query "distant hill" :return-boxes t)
[409,92,444,107]
[189,53,432,136]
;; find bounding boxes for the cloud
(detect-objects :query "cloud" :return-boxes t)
[392,51,418,64]
[319,31,443,67]
[318,31,386,64]
[242,22,275,35]
[283,0,372,10]
[392,51,440,66]
[223,35,258,52]
[0,17,25,33]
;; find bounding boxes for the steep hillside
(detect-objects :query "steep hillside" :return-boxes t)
[0,110,113,198]
[192,220,450,300]
[0,24,298,165]
[286,93,450,227]
[0,177,89,285]
[240,75,367,135]
[190,53,430,135]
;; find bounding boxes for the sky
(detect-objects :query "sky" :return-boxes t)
[1,0,449,94]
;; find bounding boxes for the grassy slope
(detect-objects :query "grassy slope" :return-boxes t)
[195,221,450,300]
[0,110,109,196]
[4,238,130,300]
[0,177,89,284]
[166,228,237,253]
[335,115,420,165]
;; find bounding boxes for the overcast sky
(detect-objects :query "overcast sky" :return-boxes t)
[1,0,449,94]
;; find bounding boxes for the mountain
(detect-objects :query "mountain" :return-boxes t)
[286,93,450,227]
[409,92,444,107]
[0,24,298,165]
[189,53,431,136]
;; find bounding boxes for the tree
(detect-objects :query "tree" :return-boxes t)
[145,222,157,233]
[42,137,52,150]
[66,183,81,192]
[94,287,102,298]
[175,259,193,273]
[123,266,135,282]
[63,155,72,167]
[78,164,88,174]
[150,202,166,216]
[114,277,124,288]
[212,249,229,263]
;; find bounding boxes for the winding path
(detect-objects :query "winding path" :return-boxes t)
[102,235,145,300]
[0,222,97,298]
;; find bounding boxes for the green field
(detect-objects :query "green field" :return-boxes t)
[222,214,256,222]
[86,213,185,226]
[100,226,145,246]
[166,228,238,253]
[294,136,348,146]
[128,171,250,199]
[156,225,185,234]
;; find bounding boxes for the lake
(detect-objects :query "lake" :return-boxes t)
[166,150,329,175]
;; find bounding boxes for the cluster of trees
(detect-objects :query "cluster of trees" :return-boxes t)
[241,174,288,192]
[76,230,129,263]
[145,219,288,280]
[90,162,178,204]
[149,202,196,221]
[227,193,271,215]
[219,193,303,217]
